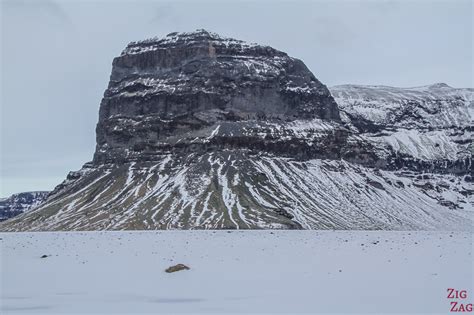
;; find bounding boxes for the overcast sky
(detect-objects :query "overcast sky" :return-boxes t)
[1,0,472,197]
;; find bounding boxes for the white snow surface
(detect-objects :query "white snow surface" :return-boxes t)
[368,129,461,161]
[1,231,472,314]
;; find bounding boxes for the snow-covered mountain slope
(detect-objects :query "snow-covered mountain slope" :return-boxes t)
[331,83,473,173]
[0,31,472,231]
[0,191,49,221]
[1,153,471,231]
[331,83,473,129]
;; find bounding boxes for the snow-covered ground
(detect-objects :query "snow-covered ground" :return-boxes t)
[1,231,472,314]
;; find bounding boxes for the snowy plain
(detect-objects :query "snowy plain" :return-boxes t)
[1,230,472,314]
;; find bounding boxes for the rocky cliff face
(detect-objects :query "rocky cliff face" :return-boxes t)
[94,30,341,165]
[0,30,472,231]
[0,191,49,221]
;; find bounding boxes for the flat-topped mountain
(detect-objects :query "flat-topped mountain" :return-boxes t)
[1,31,471,231]
[95,29,340,164]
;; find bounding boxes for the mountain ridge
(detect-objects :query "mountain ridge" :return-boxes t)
[0,191,49,221]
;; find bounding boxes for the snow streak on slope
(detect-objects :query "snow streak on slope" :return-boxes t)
[1,153,471,231]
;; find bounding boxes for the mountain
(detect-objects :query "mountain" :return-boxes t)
[0,30,472,231]
[0,191,49,221]
[332,83,473,172]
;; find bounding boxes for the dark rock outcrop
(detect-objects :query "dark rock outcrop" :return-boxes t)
[165,264,190,273]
